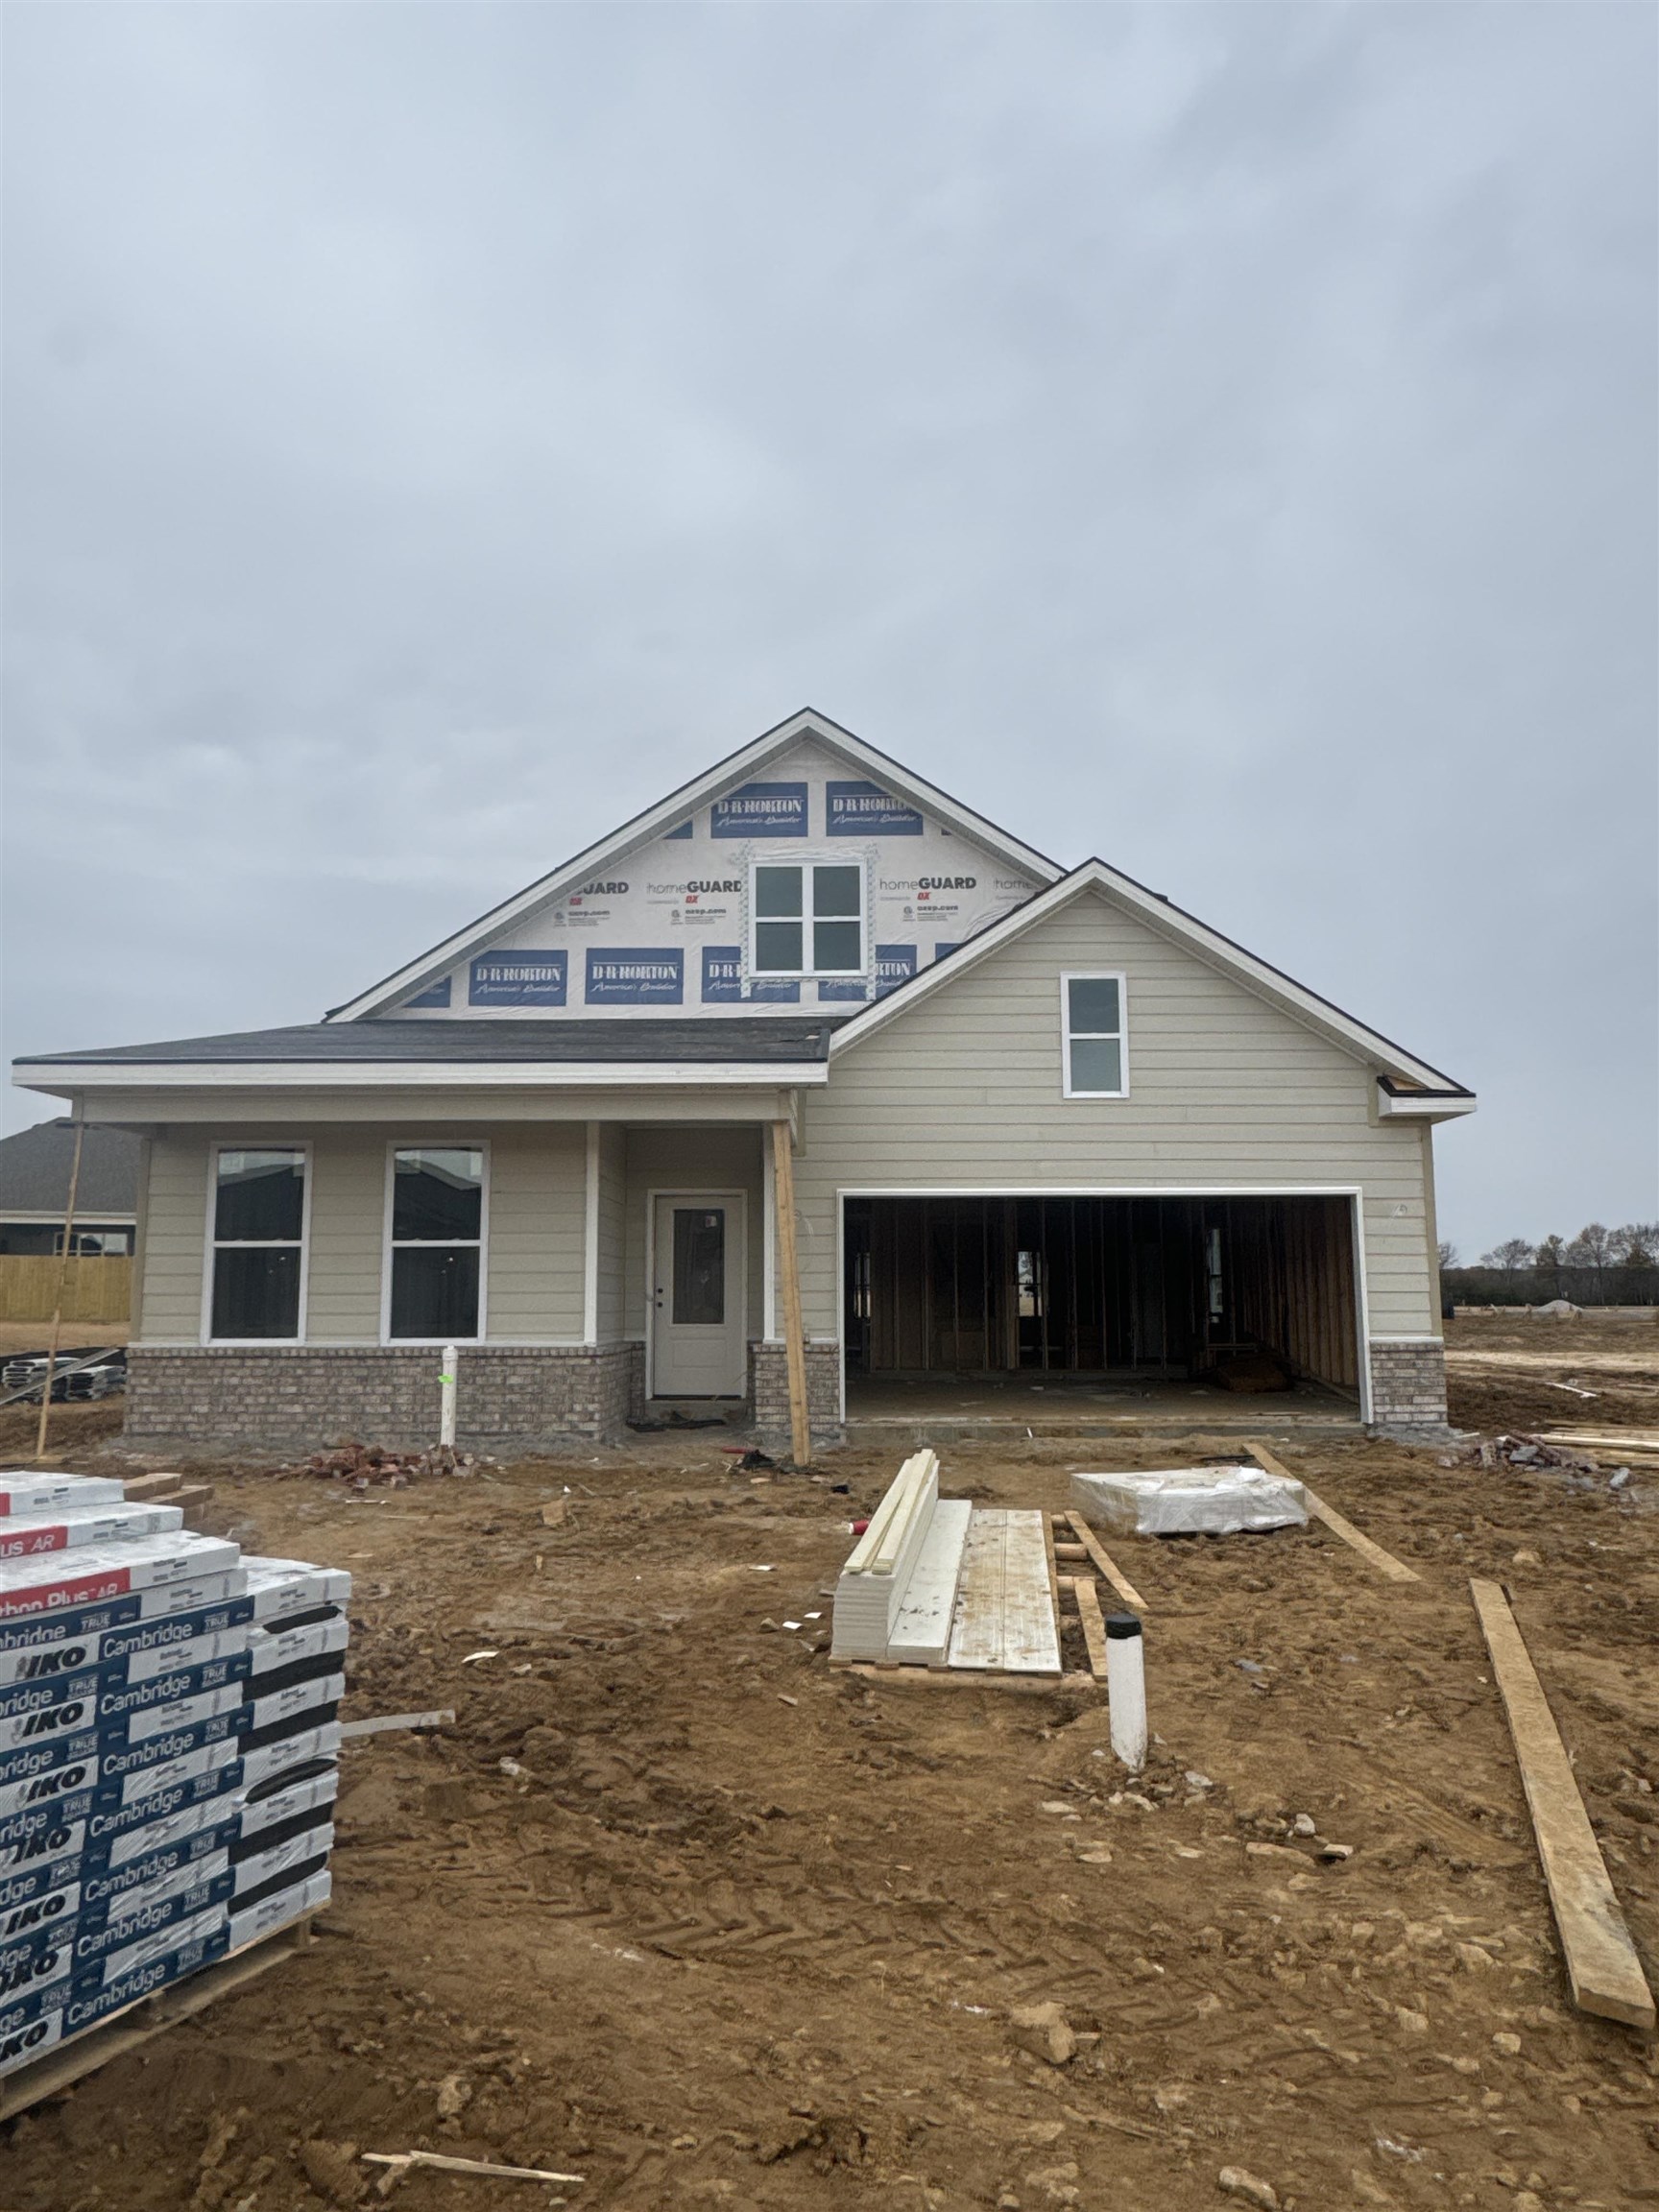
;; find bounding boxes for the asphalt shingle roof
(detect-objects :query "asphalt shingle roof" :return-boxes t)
[15,1018,845,1069]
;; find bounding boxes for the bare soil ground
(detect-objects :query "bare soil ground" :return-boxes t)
[2,1327,1657,2212]
[1445,1310,1659,1436]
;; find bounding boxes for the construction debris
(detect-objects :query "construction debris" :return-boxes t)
[0,1471,349,2087]
[291,1442,494,1488]
[363,2148,585,2189]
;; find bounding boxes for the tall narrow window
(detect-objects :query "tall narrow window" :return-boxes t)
[1062,974,1128,1097]
[210,1149,305,1339]
[751,862,863,975]
[389,1147,484,1339]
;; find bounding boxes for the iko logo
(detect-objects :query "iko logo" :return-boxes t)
[17,1703,84,1739]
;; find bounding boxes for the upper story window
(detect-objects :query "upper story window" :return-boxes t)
[751,861,864,976]
[209,1147,306,1339]
[387,1146,485,1340]
[1061,973,1128,1097]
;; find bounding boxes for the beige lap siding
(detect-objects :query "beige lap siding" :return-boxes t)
[593,1123,629,1342]
[794,886,1441,1340]
[133,1122,587,1345]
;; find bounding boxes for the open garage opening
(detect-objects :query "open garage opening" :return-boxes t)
[842,1194,1363,1427]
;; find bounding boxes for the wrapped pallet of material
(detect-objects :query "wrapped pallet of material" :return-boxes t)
[1070,1466,1309,1538]
[0,1473,349,2083]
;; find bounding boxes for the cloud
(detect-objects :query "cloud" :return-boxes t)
[3,4,1654,1248]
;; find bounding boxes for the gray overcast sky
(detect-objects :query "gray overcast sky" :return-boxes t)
[3,4,1654,1257]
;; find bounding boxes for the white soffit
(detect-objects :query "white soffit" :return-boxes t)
[325,709,1063,1023]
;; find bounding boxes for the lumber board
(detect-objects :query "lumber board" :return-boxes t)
[1042,1504,1062,1624]
[0,1918,314,2122]
[949,1509,1061,1674]
[847,1663,1087,1695]
[1244,1441,1420,1585]
[339,1708,454,1740]
[770,1119,811,1465]
[1062,1511,1148,1614]
[1069,1574,1110,1681]
[1469,1578,1655,2030]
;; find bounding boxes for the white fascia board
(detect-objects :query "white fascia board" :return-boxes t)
[830,859,1475,1097]
[12,1060,830,1094]
[325,709,1063,1022]
[0,1207,137,1225]
[1376,1085,1478,1120]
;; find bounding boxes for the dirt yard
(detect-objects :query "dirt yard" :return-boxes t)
[2,1327,1656,2212]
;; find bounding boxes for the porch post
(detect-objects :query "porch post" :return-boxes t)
[770,1115,811,1465]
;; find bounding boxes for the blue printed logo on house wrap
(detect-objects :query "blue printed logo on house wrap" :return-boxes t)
[405,975,452,1009]
[875,945,918,997]
[702,947,742,1003]
[585,950,685,1005]
[469,952,567,1007]
[709,782,807,838]
[826,781,924,836]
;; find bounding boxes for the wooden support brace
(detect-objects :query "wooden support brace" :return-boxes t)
[1245,1439,1421,1585]
[1062,1511,1148,1615]
[771,1118,811,1468]
[1069,1575,1111,1681]
[1470,1577,1655,2030]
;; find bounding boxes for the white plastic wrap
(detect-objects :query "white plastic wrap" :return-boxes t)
[1070,1466,1308,1537]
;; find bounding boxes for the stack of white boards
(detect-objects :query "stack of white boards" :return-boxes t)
[1070,1466,1308,1537]
[830,1455,1060,1675]
[0,1469,349,2082]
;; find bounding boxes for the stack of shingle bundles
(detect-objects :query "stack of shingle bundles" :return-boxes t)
[0,1470,349,2082]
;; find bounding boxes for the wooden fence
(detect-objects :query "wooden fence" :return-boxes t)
[0,1256,132,1325]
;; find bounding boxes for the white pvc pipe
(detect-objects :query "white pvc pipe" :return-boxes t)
[439,1343,458,1449]
[1105,1612,1147,1769]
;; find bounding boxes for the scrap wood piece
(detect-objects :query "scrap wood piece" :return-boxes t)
[1068,1574,1110,1681]
[1244,1440,1420,1585]
[340,1708,456,1741]
[847,1662,1092,1695]
[1061,1512,1147,1614]
[1470,1578,1655,2030]
[364,2149,585,2188]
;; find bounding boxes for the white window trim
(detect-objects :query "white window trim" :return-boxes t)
[379,1139,491,1346]
[200,1141,313,1346]
[748,856,867,979]
[1059,971,1130,1100]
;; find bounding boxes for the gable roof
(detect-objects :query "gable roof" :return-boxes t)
[0,1118,142,1214]
[830,859,1475,1100]
[325,708,1063,1023]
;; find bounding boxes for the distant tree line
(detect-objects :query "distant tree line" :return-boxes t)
[1440,1222,1659,1307]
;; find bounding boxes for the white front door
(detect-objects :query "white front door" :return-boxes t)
[651,1192,746,1398]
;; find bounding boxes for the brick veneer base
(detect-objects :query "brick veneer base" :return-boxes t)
[124,1342,647,1457]
[749,1340,844,1456]
[1367,1338,1451,1437]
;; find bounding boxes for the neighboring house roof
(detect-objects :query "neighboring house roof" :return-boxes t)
[831,859,1475,1099]
[13,1020,842,1094]
[324,707,1064,1023]
[0,1118,142,1215]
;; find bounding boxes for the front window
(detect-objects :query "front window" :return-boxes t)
[388,1147,484,1339]
[752,862,863,975]
[210,1148,305,1338]
[1063,974,1128,1097]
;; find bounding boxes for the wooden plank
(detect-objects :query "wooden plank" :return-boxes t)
[0,1919,313,2122]
[847,1663,1086,1695]
[770,1119,811,1466]
[1053,1541,1089,1562]
[843,1454,926,1576]
[1070,1575,1110,1681]
[1469,1578,1655,2030]
[339,1708,454,1740]
[1244,1440,1421,1585]
[949,1508,1008,1670]
[1042,1503,1062,1624]
[1062,1512,1148,1614]
[997,1509,1063,1673]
